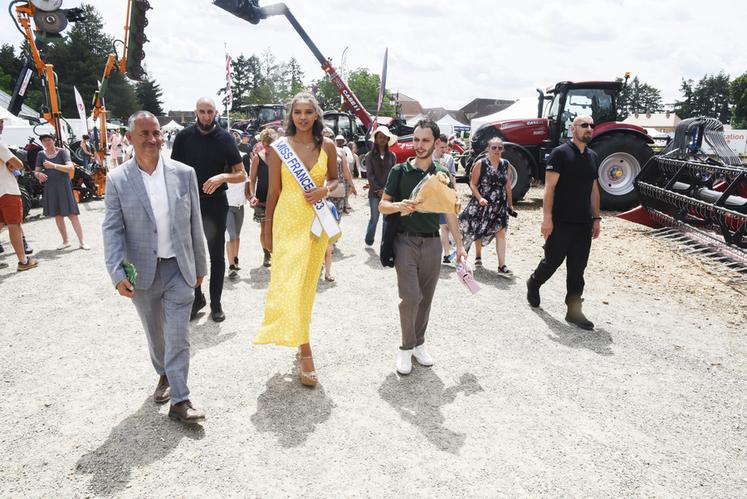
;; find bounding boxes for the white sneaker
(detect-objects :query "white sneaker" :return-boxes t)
[412,345,434,367]
[396,349,413,375]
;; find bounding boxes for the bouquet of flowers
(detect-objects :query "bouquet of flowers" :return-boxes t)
[409,171,461,214]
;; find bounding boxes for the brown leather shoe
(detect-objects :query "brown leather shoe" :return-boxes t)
[168,400,205,424]
[153,375,170,404]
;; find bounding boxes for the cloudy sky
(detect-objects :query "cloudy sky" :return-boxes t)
[2,0,746,113]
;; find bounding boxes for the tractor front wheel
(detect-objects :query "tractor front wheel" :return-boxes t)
[502,147,532,203]
[591,133,653,210]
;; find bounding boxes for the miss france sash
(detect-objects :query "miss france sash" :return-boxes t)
[271,137,341,242]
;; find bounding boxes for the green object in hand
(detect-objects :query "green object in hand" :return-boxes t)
[123,261,137,286]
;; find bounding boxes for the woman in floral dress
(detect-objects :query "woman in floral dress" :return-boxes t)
[459,137,514,276]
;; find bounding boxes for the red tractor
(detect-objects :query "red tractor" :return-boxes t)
[462,80,654,209]
[232,104,286,137]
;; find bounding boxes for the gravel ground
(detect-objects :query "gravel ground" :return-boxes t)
[1,181,745,498]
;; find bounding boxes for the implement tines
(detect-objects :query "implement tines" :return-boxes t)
[657,157,746,179]
[636,116,747,249]
[646,209,747,271]
[661,116,741,166]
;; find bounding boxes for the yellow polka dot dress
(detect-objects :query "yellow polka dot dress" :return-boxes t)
[255,149,333,347]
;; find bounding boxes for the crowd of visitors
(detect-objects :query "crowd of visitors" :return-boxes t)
[2,89,604,424]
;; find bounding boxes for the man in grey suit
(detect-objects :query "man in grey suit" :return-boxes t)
[103,111,208,424]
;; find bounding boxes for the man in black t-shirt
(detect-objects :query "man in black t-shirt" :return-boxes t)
[171,97,245,322]
[527,115,602,330]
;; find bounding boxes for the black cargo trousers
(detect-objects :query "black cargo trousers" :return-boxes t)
[196,192,229,307]
[531,222,593,299]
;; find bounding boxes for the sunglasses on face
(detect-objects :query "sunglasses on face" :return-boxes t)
[577,123,595,129]
[489,145,504,150]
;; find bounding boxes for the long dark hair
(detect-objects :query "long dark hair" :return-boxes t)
[284,92,324,149]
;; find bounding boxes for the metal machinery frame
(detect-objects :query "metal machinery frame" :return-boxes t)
[91,0,150,169]
[213,1,374,130]
[12,2,65,146]
[622,117,747,263]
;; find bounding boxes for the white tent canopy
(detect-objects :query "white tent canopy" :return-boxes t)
[406,114,425,126]
[0,106,30,126]
[161,120,184,132]
[470,97,541,131]
[436,114,470,137]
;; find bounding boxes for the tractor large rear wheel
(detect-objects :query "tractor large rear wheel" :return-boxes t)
[502,147,531,202]
[20,186,31,220]
[591,133,653,210]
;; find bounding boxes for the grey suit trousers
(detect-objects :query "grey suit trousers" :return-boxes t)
[131,258,194,404]
[394,234,442,350]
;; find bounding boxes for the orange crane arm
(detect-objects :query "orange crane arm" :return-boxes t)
[14,3,64,145]
[92,0,137,159]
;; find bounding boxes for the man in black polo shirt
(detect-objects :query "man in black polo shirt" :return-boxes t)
[380,119,467,375]
[171,97,245,322]
[527,114,602,330]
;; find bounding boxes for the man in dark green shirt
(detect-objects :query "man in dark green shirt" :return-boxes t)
[380,119,467,375]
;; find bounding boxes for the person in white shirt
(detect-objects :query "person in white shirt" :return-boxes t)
[102,110,208,424]
[433,133,457,263]
[0,118,38,271]
[335,134,358,213]
[225,157,248,280]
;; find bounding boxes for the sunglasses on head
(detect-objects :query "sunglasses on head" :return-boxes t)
[577,123,595,129]
[489,145,504,150]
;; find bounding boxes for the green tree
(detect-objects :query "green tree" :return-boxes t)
[44,3,114,118]
[310,76,341,110]
[617,76,663,120]
[230,54,252,110]
[729,72,747,128]
[224,50,282,111]
[106,72,139,121]
[0,44,19,95]
[348,68,395,116]
[284,57,305,98]
[244,54,269,104]
[675,72,732,122]
[0,44,23,82]
[135,74,164,115]
[0,43,46,114]
[311,67,395,116]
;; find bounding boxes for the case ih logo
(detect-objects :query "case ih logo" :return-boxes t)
[525,120,544,126]
[341,88,361,113]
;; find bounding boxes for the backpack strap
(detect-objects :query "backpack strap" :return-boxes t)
[393,164,405,201]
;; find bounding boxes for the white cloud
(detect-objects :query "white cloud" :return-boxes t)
[1,0,745,114]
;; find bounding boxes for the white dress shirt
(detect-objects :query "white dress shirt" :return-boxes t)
[0,140,21,197]
[139,156,175,259]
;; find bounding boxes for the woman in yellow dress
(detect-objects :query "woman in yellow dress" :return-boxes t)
[255,92,340,387]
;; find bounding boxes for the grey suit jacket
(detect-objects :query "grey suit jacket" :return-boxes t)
[102,156,207,290]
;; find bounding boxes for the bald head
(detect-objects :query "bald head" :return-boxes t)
[573,115,593,126]
[571,114,594,144]
[194,97,218,130]
[195,96,216,109]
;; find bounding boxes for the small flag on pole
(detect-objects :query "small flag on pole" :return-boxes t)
[225,44,233,110]
[73,85,90,136]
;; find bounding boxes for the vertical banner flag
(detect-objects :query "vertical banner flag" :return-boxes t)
[73,85,90,136]
[225,44,233,110]
[376,48,388,116]
[224,43,233,129]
